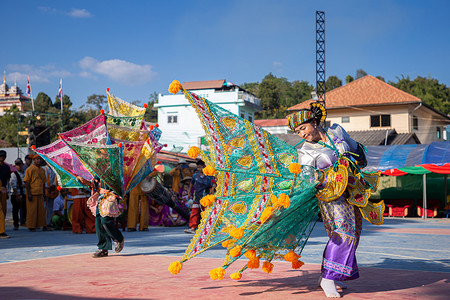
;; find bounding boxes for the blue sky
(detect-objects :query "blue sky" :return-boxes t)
[1,0,449,109]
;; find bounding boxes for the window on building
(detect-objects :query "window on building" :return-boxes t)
[412,115,418,130]
[341,116,349,123]
[248,116,253,122]
[437,127,441,139]
[240,113,245,118]
[370,114,391,127]
[168,115,178,124]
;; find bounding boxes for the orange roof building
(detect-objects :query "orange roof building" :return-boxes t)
[285,75,449,144]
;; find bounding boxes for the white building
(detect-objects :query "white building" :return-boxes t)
[155,79,261,152]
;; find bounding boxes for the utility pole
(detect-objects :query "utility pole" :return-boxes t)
[316,11,326,106]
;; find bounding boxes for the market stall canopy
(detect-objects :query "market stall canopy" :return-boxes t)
[364,141,450,175]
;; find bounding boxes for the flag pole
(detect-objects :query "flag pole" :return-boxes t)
[59,78,63,132]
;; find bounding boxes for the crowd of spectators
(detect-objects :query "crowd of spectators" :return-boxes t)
[0,151,215,238]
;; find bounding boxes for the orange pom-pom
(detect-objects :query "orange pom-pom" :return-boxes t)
[57,186,62,191]
[284,250,300,262]
[288,162,302,174]
[187,146,200,159]
[150,125,154,130]
[146,139,150,144]
[30,145,36,150]
[203,165,217,176]
[118,143,123,148]
[230,245,242,257]
[271,194,280,208]
[244,250,256,259]
[292,259,304,269]
[168,261,183,274]
[247,257,260,269]
[222,240,232,248]
[100,109,105,114]
[157,161,161,164]
[155,123,159,127]
[260,207,273,223]
[164,144,167,147]
[107,87,110,92]
[143,103,148,108]
[200,194,215,207]
[209,267,225,280]
[230,272,242,280]
[278,193,290,208]
[262,261,274,273]
[230,227,244,240]
[168,80,183,94]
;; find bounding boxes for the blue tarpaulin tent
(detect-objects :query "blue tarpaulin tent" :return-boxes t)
[364,142,450,175]
[364,141,450,218]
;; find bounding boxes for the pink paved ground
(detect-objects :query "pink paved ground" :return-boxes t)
[0,254,449,299]
[365,228,450,235]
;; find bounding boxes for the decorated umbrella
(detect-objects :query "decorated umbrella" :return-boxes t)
[34,89,164,198]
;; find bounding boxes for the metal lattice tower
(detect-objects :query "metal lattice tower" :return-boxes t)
[316,11,325,105]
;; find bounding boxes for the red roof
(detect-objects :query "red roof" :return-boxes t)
[287,75,421,111]
[254,119,287,127]
[182,80,226,90]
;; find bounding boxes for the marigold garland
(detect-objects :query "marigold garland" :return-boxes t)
[278,193,291,208]
[288,162,302,174]
[292,259,304,269]
[168,261,183,274]
[187,146,200,158]
[262,261,274,273]
[247,257,260,269]
[230,272,242,280]
[169,80,182,94]
[260,207,273,223]
[222,240,232,248]
[209,267,226,280]
[271,194,280,208]
[230,227,244,240]
[200,194,215,207]
[284,250,300,262]
[203,165,217,176]
[230,245,242,257]
[244,250,256,259]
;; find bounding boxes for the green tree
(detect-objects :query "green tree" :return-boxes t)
[390,75,450,114]
[376,75,385,82]
[0,105,27,147]
[345,75,354,84]
[86,94,107,111]
[355,69,367,79]
[34,92,53,112]
[144,92,158,123]
[325,75,342,91]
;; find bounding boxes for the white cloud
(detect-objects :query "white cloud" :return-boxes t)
[38,6,93,18]
[6,64,72,83]
[78,56,157,85]
[68,8,93,18]
[272,61,283,73]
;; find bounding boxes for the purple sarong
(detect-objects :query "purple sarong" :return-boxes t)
[319,196,362,281]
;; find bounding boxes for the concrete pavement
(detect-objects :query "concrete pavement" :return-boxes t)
[0,206,449,299]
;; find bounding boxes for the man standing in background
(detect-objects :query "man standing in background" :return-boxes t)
[10,158,27,230]
[0,150,11,238]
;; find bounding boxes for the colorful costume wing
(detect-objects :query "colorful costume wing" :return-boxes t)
[167,81,320,280]
[107,90,146,117]
[34,140,93,189]
[67,142,124,196]
[59,114,109,145]
[35,90,163,199]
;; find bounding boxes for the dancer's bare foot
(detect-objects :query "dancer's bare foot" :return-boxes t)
[318,275,347,289]
[320,278,341,298]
